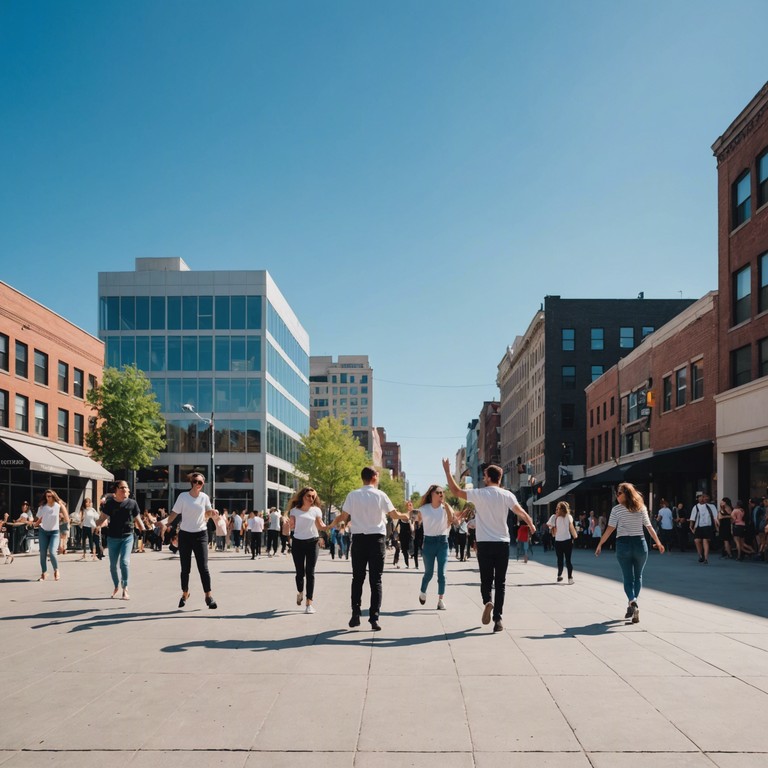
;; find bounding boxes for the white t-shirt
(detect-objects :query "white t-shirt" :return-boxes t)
[419,504,450,537]
[36,503,60,532]
[290,506,323,540]
[82,507,99,528]
[690,503,716,527]
[465,486,518,542]
[232,513,243,531]
[172,491,213,533]
[547,513,574,542]
[247,515,264,533]
[342,485,395,535]
[657,506,674,530]
[269,511,281,531]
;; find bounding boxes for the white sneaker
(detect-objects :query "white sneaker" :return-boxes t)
[305,604,315,614]
[418,591,426,605]
[567,578,574,585]
[437,598,446,610]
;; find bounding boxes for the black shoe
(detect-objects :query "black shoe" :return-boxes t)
[370,620,381,631]
[698,556,704,563]
[703,558,708,564]
[624,604,634,619]
[493,620,503,632]
[178,594,186,608]
[631,603,640,624]
[348,612,361,628]
[205,595,218,609]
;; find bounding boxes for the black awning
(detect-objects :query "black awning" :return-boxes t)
[622,440,714,480]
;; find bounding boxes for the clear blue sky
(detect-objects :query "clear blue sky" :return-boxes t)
[2,1,766,492]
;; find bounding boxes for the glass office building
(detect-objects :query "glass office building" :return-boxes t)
[98,258,309,513]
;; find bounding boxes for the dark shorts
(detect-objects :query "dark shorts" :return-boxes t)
[733,524,747,537]
[694,525,714,540]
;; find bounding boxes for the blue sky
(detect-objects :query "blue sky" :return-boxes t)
[2,1,767,491]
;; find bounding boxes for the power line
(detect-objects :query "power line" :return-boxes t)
[377,378,493,389]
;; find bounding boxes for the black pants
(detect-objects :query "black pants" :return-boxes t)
[267,529,279,554]
[412,537,421,568]
[249,531,262,558]
[456,532,467,560]
[281,533,290,553]
[232,530,241,549]
[476,541,510,622]
[292,537,319,600]
[399,535,411,567]
[351,533,386,622]
[179,530,212,593]
[82,526,95,554]
[555,539,574,578]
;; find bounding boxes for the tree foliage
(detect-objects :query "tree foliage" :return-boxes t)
[86,365,166,473]
[378,469,405,511]
[295,417,368,518]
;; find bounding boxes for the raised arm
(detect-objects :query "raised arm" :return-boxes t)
[513,502,535,532]
[441,458,467,501]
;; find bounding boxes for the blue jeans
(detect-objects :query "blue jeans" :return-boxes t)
[107,535,133,589]
[615,536,648,602]
[38,528,60,573]
[420,536,449,595]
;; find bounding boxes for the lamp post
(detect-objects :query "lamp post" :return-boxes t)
[182,404,215,508]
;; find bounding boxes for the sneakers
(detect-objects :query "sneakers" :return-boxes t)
[437,598,446,610]
[493,620,504,633]
[418,591,427,605]
[567,577,574,585]
[297,592,303,605]
[305,604,315,614]
[631,603,640,624]
[481,601,493,625]
[557,576,563,583]
[624,603,634,619]
[348,612,361,628]
[698,556,705,563]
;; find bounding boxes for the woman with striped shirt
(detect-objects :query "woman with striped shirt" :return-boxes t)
[595,483,665,624]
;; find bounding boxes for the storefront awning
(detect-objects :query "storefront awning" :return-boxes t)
[1,436,75,474]
[53,449,114,482]
[532,479,584,506]
[0,434,113,481]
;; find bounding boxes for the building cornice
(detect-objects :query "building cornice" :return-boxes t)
[711,81,768,165]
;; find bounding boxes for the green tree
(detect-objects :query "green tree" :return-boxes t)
[378,470,405,511]
[295,417,368,519]
[86,365,166,474]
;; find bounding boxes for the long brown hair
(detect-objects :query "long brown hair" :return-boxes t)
[286,487,321,513]
[617,482,644,512]
[419,484,444,507]
[555,501,570,517]
[41,489,64,509]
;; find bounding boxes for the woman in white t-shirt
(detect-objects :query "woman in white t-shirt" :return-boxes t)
[80,497,100,561]
[547,501,578,584]
[34,489,69,581]
[288,487,328,614]
[416,486,457,610]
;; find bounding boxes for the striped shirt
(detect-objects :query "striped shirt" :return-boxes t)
[608,504,651,537]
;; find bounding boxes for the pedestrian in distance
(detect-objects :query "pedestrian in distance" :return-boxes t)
[33,490,69,581]
[690,492,718,564]
[267,507,281,556]
[247,510,264,558]
[595,483,665,624]
[731,499,754,560]
[288,487,329,614]
[329,466,410,631]
[165,472,218,610]
[94,481,145,600]
[655,498,675,551]
[415,489,456,610]
[717,498,735,559]
[442,459,536,633]
[547,501,578,583]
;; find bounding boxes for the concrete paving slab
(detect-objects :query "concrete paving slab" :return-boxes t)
[588,754,718,768]
[243,752,354,768]
[355,753,474,768]
[707,754,768,768]
[654,633,768,678]
[474,754,593,768]
[130,752,248,768]
[624,632,730,676]
[0,751,135,767]
[514,634,614,676]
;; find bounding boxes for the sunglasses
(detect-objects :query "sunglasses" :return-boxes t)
[192,480,204,486]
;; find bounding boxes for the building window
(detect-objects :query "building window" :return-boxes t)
[591,365,604,382]
[619,327,634,349]
[590,328,604,350]
[590,438,595,466]
[58,409,69,442]
[758,149,768,209]
[88,374,97,392]
[58,361,69,393]
[34,350,48,386]
[74,413,84,446]
[0,389,7,427]
[610,397,615,416]
[15,341,28,378]
[731,345,751,388]
[758,338,768,378]
[0,333,8,371]
[760,252,768,315]
[733,265,751,325]
[15,395,28,431]
[733,170,751,228]
[675,367,687,407]
[663,376,672,411]
[642,326,654,339]
[34,401,48,437]
[562,366,576,389]
[562,328,575,351]
[691,360,704,400]
[589,407,594,428]
[73,368,84,399]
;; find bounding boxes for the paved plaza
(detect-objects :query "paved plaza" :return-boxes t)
[1,542,767,767]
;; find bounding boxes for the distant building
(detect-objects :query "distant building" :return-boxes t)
[98,258,309,513]
[310,355,373,453]
[478,400,501,469]
[465,418,480,488]
[712,82,768,501]
[377,427,402,478]
[455,445,467,485]
[0,281,112,519]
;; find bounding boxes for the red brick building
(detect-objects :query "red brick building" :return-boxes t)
[478,400,501,469]
[377,427,402,479]
[0,281,112,535]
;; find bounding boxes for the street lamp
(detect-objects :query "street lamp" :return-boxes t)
[182,403,215,507]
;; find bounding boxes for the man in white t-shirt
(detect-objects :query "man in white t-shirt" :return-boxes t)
[330,466,409,631]
[443,459,535,633]
[267,507,281,557]
[655,499,675,551]
[690,492,719,564]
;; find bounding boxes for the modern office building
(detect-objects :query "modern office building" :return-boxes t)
[0,281,112,529]
[98,258,309,513]
[309,355,374,454]
[712,81,768,502]
[498,296,696,499]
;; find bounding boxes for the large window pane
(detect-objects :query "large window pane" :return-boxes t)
[182,380,197,412]
[198,296,213,330]
[215,337,230,371]
[231,296,246,329]
[199,336,213,370]
[136,335,150,371]
[215,296,230,330]
[167,336,181,371]
[215,379,230,410]
[733,265,751,325]
[198,379,213,412]
[733,170,752,228]
[101,296,120,331]
[167,296,181,330]
[247,296,261,329]
[120,296,136,331]
[120,336,135,367]
[247,337,261,372]
[231,379,247,411]
[167,379,182,412]
[182,296,198,330]
[182,336,197,370]
[105,337,120,368]
[247,378,262,410]
[150,296,166,330]
[135,296,150,330]
[231,336,247,371]
[151,336,166,371]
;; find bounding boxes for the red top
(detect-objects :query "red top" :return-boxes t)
[516,525,529,542]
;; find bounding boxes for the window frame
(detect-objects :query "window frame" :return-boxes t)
[34,349,49,386]
[733,264,752,325]
[733,170,752,228]
[561,328,575,351]
[691,359,704,400]
[590,328,604,351]
[58,361,69,393]
[731,345,751,388]
[675,366,687,407]
[15,341,28,378]
[619,327,634,349]
[758,148,768,210]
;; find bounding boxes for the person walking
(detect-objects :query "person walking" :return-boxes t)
[442,459,536,633]
[288,487,328,614]
[247,510,264,559]
[717,497,735,559]
[416,489,455,610]
[655,498,675,551]
[79,498,102,561]
[731,500,754,560]
[329,466,409,631]
[34,490,68,581]
[8,501,32,554]
[412,513,423,569]
[280,510,291,555]
[595,482,665,624]
[165,472,218,610]
[267,507,281,557]
[690,493,718,564]
[547,501,578,583]
[94,481,145,600]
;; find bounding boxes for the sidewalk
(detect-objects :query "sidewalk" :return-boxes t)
[1,544,766,767]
